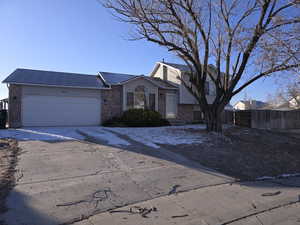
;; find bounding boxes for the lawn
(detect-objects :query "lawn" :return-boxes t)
[0,139,19,215]
[161,126,300,180]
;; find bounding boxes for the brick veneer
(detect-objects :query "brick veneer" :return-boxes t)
[101,85,123,123]
[177,104,195,122]
[8,84,22,128]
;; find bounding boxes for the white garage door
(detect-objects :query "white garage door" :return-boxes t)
[22,95,101,126]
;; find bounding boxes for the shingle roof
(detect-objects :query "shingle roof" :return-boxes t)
[100,72,178,89]
[3,69,106,89]
[162,62,191,72]
[99,72,138,85]
[162,62,219,73]
[146,77,178,89]
[3,68,178,90]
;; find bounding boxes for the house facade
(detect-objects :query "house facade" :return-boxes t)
[3,62,217,128]
[150,62,216,121]
[233,100,267,110]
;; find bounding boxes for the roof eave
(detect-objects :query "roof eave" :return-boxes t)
[4,82,111,90]
[117,75,178,90]
[158,62,183,73]
[97,72,112,88]
[149,62,161,77]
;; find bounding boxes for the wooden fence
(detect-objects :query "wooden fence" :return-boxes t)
[234,110,300,129]
[234,110,251,127]
[222,110,234,124]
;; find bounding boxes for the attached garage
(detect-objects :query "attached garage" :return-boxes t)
[3,69,107,127]
[22,86,101,127]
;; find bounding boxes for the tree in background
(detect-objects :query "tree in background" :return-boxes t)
[266,79,300,109]
[102,0,300,132]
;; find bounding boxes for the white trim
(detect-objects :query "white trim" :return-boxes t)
[149,62,182,77]
[122,85,126,111]
[5,82,110,90]
[151,62,182,75]
[149,62,161,77]
[119,76,178,90]
[166,93,178,119]
[97,72,111,88]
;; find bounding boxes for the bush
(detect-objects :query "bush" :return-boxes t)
[0,110,7,129]
[103,109,170,127]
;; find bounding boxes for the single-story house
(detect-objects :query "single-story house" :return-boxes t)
[233,100,267,110]
[3,62,217,127]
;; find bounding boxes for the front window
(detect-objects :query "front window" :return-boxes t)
[126,85,156,110]
[134,86,147,109]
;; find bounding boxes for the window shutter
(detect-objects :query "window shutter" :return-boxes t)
[127,92,134,109]
[149,93,156,111]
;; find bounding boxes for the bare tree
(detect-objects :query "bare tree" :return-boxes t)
[267,80,300,108]
[286,81,300,107]
[102,0,300,132]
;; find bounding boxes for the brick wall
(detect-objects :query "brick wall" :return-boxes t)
[8,84,22,128]
[177,104,195,122]
[101,86,123,123]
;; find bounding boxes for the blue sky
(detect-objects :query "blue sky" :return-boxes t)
[0,0,283,104]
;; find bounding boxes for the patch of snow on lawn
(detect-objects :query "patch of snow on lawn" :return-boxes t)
[256,173,300,181]
[79,128,130,146]
[106,124,207,148]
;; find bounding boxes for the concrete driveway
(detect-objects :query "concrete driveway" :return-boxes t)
[0,128,233,225]
[1,127,299,225]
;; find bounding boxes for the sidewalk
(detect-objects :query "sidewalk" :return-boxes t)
[74,177,300,225]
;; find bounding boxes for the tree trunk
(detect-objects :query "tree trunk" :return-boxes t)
[204,108,223,132]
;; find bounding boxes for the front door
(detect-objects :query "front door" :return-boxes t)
[166,93,177,119]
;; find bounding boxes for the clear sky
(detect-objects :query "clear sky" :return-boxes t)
[0,0,284,105]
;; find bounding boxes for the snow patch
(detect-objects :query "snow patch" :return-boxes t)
[79,128,130,146]
[106,124,207,148]
[256,173,300,181]
[0,127,86,141]
[0,125,209,148]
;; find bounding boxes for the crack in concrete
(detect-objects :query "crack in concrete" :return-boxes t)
[221,201,300,225]
[16,169,125,186]
[16,163,177,186]
[61,180,235,225]
[61,177,300,225]
[16,164,175,186]
[256,215,264,225]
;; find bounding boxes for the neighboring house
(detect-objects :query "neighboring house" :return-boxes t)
[288,96,300,109]
[224,104,234,111]
[3,62,218,128]
[0,98,8,110]
[271,96,300,111]
[233,100,267,110]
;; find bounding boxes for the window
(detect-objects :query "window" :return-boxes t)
[126,85,156,110]
[205,81,210,95]
[163,65,168,81]
[149,93,156,111]
[126,92,134,109]
[134,86,146,109]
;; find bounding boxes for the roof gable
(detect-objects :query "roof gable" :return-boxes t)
[99,72,138,85]
[119,75,178,89]
[151,61,223,78]
[162,62,191,72]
